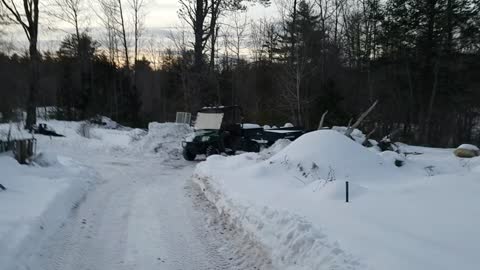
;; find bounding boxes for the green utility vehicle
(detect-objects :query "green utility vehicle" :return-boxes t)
[182,106,306,161]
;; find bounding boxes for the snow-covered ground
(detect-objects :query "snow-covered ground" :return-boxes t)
[0,120,268,270]
[3,119,479,270]
[0,152,94,270]
[194,129,480,270]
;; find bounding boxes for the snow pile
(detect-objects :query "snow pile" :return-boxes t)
[194,130,480,270]
[0,123,32,141]
[134,122,192,159]
[93,116,123,129]
[331,126,366,144]
[258,138,291,160]
[0,154,95,269]
[32,151,60,167]
[32,120,131,154]
[8,119,191,158]
[268,130,397,184]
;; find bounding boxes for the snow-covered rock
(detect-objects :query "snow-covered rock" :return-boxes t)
[454,144,479,158]
[379,150,406,167]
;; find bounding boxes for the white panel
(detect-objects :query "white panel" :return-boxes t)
[194,113,224,130]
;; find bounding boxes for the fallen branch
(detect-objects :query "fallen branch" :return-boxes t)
[378,127,403,152]
[381,127,402,142]
[317,110,329,130]
[347,118,353,128]
[345,100,378,137]
[362,126,377,146]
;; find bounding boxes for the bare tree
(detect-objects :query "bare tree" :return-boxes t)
[0,0,40,129]
[178,0,218,70]
[97,0,130,68]
[168,25,196,111]
[128,0,147,67]
[116,0,129,69]
[225,11,248,64]
[97,0,119,64]
[145,36,162,70]
[249,18,263,62]
[50,0,86,45]
[179,0,269,70]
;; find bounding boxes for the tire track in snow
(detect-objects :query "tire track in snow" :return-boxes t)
[32,154,266,270]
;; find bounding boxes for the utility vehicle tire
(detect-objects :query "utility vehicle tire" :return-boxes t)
[182,148,196,161]
[246,141,260,153]
[206,145,220,157]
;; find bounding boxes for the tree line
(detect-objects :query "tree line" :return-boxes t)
[1,0,480,147]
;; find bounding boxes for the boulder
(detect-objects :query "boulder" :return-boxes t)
[454,144,480,158]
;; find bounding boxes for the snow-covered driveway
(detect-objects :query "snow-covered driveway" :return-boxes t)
[34,153,233,270]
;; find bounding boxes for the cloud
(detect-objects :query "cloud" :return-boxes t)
[156,3,178,9]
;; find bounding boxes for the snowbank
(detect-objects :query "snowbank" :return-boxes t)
[0,123,32,141]
[194,130,480,270]
[134,122,192,159]
[0,154,95,269]
[268,130,398,185]
[7,119,192,159]
[331,126,366,144]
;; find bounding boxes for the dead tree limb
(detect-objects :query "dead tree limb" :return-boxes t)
[345,100,378,137]
[378,127,403,152]
[317,110,328,130]
[347,118,353,128]
[362,126,377,146]
[381,127,402,142]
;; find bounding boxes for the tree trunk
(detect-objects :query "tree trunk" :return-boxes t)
[26,37,39,129]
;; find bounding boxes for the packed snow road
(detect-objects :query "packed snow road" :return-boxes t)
[33,153,236,270]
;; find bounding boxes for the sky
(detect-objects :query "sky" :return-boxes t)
[146,0,280,28]
[1,0,281,55]
[146,1,183,28]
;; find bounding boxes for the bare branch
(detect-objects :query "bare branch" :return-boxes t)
[345,100,378,137]
[318,110,329,130]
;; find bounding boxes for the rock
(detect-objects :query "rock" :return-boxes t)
[454,144,479,158]
[380,150,405,167]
